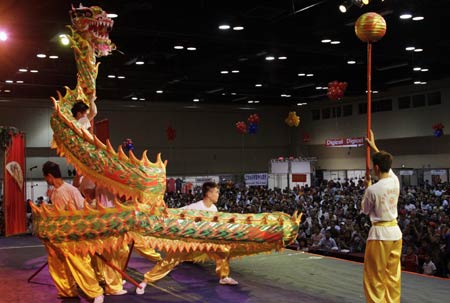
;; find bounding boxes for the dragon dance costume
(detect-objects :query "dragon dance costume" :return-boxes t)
[31,4,301,299]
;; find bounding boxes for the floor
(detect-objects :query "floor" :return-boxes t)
[0,235,448,303]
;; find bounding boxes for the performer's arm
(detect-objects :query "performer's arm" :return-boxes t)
[87,94,97,121]
[366,130,379,153]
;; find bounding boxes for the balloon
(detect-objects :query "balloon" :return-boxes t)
[248,123,258,134]
[285,112,300,127]
[327,80,348,101]
[235,121,247,134]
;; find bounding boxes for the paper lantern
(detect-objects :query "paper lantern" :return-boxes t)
[355,12,387,43]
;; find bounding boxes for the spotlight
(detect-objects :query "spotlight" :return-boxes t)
[0,31,8,41]
[59,34,70,46]
[339,1,352,13]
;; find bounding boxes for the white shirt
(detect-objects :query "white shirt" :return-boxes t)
[422,261,436,275]
[51,182,85,210]
[77,116,91,130]
[181,200,218,212]
[361,169,402,241]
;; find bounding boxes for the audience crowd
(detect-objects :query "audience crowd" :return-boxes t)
[165,179,450,278]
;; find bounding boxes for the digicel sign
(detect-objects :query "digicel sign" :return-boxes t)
[325,137,364,147]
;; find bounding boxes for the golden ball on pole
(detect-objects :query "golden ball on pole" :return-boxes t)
[355,12,387,43]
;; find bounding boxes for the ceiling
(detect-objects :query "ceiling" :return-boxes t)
[0,0,448,106]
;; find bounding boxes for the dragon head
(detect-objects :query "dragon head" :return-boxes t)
[70,4,116,57]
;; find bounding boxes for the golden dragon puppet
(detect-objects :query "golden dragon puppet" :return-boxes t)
[32,4,301,261]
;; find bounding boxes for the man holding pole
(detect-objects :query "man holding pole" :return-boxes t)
[362,131,402,303]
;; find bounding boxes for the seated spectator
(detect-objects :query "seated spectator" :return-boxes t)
[422,254,437,276]
[402,245,419,272]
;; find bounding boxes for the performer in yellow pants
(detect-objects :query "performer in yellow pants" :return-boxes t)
[136,182,238,295]
[362,131,402,303]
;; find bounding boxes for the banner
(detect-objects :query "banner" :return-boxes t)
[325,137,364,148]
[400,170,414,176]
[431,169,447,176]
[245,173,268,186]
[4,132,26,236]
[292,174,307,182]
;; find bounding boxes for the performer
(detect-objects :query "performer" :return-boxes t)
[136,182,238,295]
[71,94,97,131]
[43,161,105,303]
[362,131,402,303]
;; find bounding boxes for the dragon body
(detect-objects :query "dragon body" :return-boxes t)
[32,5,300,260]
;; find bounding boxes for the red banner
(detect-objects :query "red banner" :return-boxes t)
[325,137,364,147]
[292,174,307,182]
[4,132,26,236]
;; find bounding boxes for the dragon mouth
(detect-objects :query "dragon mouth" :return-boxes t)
[88,19,113,41]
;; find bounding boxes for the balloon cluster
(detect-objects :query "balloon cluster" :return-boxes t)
[285,111,300,127]
[327,81,348,101]
[166,126,176,141]
[122,138,134,151]
[432,123,444,137]
[247,113,260,134]
[235,114,260,134]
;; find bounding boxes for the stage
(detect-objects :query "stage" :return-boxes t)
[0,235,448,303]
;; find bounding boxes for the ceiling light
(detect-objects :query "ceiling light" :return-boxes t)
[131,97,138,100]
[135,61,145,65]
[297,102,307,106]
[412,16,424,21]
[49,55,59,59]
[156,90,163,94]
[107,13,118,18]
[330,41,341,45]
[413,67,421,71]
[30,70,39,73]
[118,76,126,79]
[193,98,200,102]
[373,90,379,94]
[254,100,260,104]
[231,70,240,73]
[174,45,184,50]
[231,92,237,95]
[59,34,70,46]
[139,98,146,101]
[414,81,421,85]
[405,46,415,51]
[36,54,46,58]
[220,70,229,74]
[233,26,244,31]
[187,47,196,51]
[339,1,352,13]
[298,73,306,76]
[265,56,275,61]
[347,60,356,64]
[421,68,429,72]
[255,84,262,87]
[278,56,287,60]
[108,75,116,78]
[5,80,13,83]
[248,100,254,104]
[400,13,413,20]
[321,39,332,43]
[420,81,427,85]
[306,73,314,77]
[18,68,28,72]
[0,31,8,41]
[315,86,322,90]
[3,89,11,92]
[16,80,24,83]
[322,87,328,90]
[219,24,230,30]
[414,48,423,52]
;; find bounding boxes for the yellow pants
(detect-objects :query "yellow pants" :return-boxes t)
[363,239,402,303]
[93,242,129,294]
[134,241,163,263]
[143,251,230,283]
[46,244,103,299]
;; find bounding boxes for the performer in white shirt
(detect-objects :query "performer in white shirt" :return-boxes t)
[136,182,238,295]
[71,94,97,131]
[43,161,105,303]
[361,131,402,303]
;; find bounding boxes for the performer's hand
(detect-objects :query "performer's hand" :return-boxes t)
[365,130,379,152]
[364,175,372,188]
